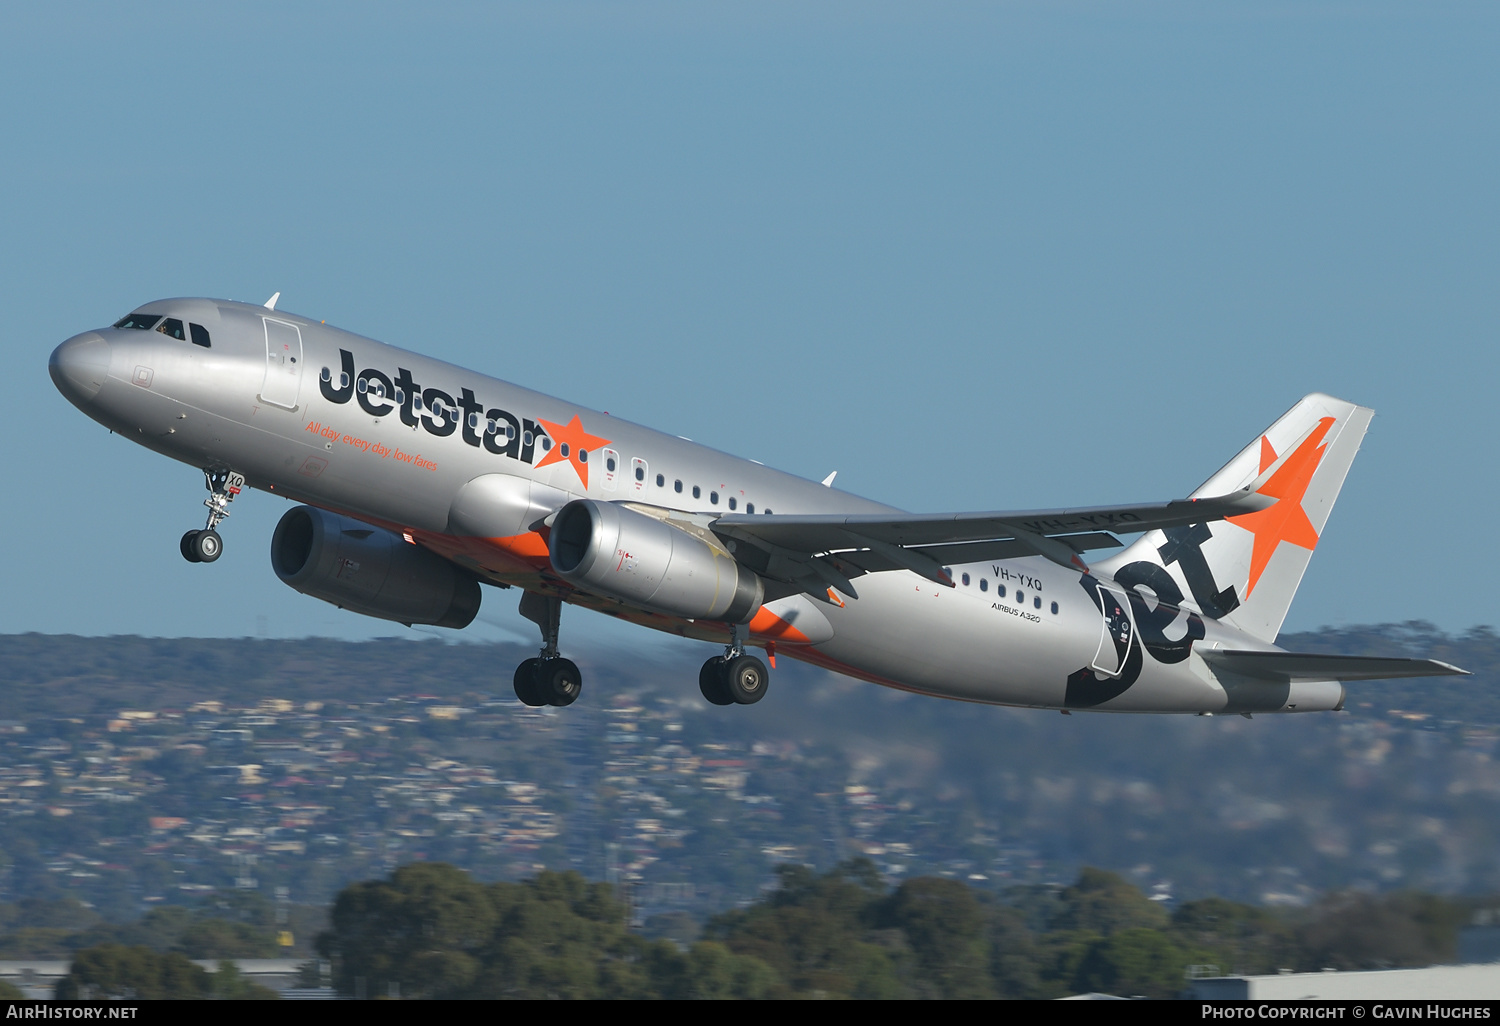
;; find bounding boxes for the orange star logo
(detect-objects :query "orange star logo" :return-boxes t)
[535,414,612,489]
[1226,416,1335,599]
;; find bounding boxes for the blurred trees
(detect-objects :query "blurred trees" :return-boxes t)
[1297,892,1467,971]
[706,863,1476,999]
[317,862,778,999]
[703,859,899,997]
[52,945,274,999]
[9,861,1483,999]
[55,945,209,1000]
[0,894,280,960]
[309,861,1477,998]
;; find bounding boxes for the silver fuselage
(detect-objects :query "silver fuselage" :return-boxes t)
[50,297,1339,714]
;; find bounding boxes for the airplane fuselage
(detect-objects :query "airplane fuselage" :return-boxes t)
[49,297,1344,715]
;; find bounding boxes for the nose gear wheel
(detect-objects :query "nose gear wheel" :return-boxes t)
[181,529,222,563]
[181,468,243,563]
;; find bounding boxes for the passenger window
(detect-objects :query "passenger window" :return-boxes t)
[1016,591,1024,604]
[1034,596,1042,609]
[710,491,719,505]
[635,466,645,481]
[156,318,186,341]
[579,449,588,463]
[560,443,570,457]
[692,485,701,499]
[997,585,1006,598]
[728,497,737,510]
[746,503,754,514]
[764,508,772,515]
[980,579,988,592]
[961,573,970,586]
[607,456,617,472]
[1051,601,1059,614]
[540,437,551,451]
[113,313,161,330]
[656,473,664,487]
[189,323,211,347]
[674,480,683,493]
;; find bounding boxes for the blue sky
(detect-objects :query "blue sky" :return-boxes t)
[3,2,1496,647]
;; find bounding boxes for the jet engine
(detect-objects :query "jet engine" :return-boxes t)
[270,506,481,628]
[549,499,763,624]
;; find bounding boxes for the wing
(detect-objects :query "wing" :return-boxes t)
[711,487,1275,603]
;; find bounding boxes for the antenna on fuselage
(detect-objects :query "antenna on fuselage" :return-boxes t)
[263,292,281,310]
[821,471,837,487]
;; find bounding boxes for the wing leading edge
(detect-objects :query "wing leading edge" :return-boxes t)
[710,486,1276,603]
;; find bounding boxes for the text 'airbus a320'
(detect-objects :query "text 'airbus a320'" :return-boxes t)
[49,296,1466,712]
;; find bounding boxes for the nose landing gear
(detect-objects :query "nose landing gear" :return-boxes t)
[699,622,769,706]
[180,469,244,564]
[513,592,583,707]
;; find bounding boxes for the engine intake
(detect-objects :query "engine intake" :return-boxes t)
[271,506,481,629]
[550,499,763,624]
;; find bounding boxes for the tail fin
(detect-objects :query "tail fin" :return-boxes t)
[1095,393,1373,643]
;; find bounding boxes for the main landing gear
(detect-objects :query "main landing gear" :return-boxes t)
[180,468,244,564]
[513,592,582,708]
[699,623,769,707]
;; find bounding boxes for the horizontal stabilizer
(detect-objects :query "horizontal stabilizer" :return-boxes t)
[1203,650,1470,683]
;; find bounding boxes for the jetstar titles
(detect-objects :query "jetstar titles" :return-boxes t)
[317,348,611,487]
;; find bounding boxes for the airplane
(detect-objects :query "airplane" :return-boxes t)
[49,295,1467,713]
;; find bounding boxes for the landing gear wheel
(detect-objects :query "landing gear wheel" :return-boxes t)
[698,657,733,706]
[513,658,547,707]
[190,529,222,563]
[188,469,242,564]
[537,658,582,707]
[724,654,769,705]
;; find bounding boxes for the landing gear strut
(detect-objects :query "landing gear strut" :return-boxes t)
[699,622,769,706]
[180,468,244,564]
[513,592,582,707]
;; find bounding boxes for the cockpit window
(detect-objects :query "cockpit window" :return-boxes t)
[113,312,162,330]
[156,318,186,341]
[189,323,211,348]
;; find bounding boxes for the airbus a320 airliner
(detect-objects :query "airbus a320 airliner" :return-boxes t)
[49,296,1465,712]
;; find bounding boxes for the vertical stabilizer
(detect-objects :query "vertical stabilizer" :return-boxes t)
[1094,394,1373,643]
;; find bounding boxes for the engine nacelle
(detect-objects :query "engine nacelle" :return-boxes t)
[271,506,481,629]
[549,499,763,624]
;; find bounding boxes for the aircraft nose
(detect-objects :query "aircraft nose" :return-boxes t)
[49,332,111,405]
